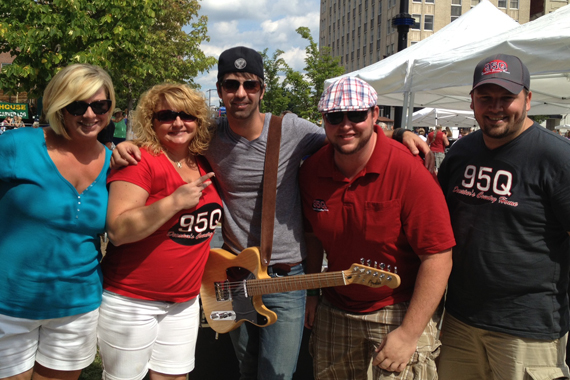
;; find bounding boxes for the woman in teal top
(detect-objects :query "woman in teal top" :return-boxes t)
[0,64,115,380]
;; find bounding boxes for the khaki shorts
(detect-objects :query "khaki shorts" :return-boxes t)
[309,299,441,380]
[438,313,570,380]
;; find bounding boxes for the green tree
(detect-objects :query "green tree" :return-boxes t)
[0,0,214,110]
[295,26,344,122]
[282,68,312,120]
[260,48,290,116]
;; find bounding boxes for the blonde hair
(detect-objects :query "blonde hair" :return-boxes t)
[133,83,212,156]
[43,64,115,139]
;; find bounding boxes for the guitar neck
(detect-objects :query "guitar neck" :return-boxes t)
[246,271,348,296]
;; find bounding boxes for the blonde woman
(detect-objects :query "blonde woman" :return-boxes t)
[98,83,222,380]
[0,64,114,380]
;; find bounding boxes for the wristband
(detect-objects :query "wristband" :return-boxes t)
[392,128,407,143]
[307,289,320,297]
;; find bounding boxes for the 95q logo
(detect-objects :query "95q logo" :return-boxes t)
[312,199,329,212]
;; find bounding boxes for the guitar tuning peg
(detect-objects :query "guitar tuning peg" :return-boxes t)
[394,266,398,274]
[380,263,385,270]
[387,265,391,272]
[360,258,365,264]
[374,261,378,268]
[366,259,371,267]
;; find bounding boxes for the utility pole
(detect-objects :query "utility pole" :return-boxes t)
[392,1,414,129]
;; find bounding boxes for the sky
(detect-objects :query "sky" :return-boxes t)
[184,0,321,106]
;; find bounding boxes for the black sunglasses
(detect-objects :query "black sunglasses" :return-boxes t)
[324,109,370,125]
[65,100,112,116]
[221,79,262,94]
[154,110,197,122]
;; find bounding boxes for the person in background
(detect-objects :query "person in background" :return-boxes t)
[437,54,570,380]
[97,118,116,149]
[418,127,427,142]
[112,108,127,146]
[427,125,449,172]
[1,116,14,129]
[97,83,222,380]
[0,63,114,380]
[301,77,454,379]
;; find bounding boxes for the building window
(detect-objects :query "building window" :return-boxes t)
[498,0,506,7]
[370,42,373,53]
[451,0,462,21]
[510,0,518,8]
[424,14,434,30]
[425,0,434,3]
[387,19,391,34]
[412,14,421,29]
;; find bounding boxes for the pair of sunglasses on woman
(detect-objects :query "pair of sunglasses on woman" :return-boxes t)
[65,100,113,116]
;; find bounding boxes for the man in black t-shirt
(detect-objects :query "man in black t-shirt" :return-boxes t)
[437,54,570,379]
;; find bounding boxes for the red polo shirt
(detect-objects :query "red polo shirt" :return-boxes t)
[300,126,455,313]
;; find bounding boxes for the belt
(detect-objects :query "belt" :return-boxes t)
[222,244,302,275]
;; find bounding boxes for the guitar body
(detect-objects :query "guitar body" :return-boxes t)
[200,247,278,334]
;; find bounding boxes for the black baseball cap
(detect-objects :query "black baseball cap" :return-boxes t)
[217,46,264,82]
[471,54,530,94]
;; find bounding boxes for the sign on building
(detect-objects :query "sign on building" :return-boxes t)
[0,103,29,119]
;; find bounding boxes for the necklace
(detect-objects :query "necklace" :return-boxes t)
[175,161,182,168]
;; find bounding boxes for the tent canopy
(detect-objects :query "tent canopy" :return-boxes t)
[412,108,477,129]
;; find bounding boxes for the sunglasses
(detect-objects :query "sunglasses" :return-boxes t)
[221,79,262,93]
[65,100,112,116]
[324,109,370,125]
[154,110,197,122]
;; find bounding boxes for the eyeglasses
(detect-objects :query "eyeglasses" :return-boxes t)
[324,109,370,125]
[64,100,112,116]
[221,79,262,94]
[154,110,197,122]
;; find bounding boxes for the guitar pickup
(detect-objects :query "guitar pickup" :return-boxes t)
[214,281,231,301]
[210,311,236,321]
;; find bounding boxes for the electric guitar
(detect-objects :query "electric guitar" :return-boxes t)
[200,247,401,334]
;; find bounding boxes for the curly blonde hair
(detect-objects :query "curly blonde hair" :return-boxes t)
[43,64,115,139]
[133,83,212,156]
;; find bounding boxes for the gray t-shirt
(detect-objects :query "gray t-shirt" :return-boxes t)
[204,113,325,264]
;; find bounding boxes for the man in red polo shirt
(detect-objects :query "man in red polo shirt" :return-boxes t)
[300,77,455,379]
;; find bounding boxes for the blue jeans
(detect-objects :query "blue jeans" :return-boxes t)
[229,264,306,380]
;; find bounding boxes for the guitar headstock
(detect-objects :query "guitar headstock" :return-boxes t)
[343,264,401,289]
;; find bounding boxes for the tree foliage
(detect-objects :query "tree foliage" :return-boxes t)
[259,27,344,123]
[0,0,215,110]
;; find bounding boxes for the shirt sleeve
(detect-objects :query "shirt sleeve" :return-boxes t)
[106,149,153,194]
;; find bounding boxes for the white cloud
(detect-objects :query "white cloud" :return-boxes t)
[189,0,320,92]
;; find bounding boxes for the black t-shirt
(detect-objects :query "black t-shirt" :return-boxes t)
[438,123,570,340]
[97,120,115,145]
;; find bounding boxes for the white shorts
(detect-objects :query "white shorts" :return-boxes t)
[97,291,200,380]
[0,310,99,378]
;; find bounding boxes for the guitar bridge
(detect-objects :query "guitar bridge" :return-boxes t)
[214,280,231,301]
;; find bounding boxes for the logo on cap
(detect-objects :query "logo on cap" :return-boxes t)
[482,60,509,76]
[234,58,247,70]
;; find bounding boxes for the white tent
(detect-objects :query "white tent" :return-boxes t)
[324,0,520,123]
[326,2,570,127]
[412,107,477,129]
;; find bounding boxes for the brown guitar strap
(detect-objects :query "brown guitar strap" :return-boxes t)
[260,115,283,267]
